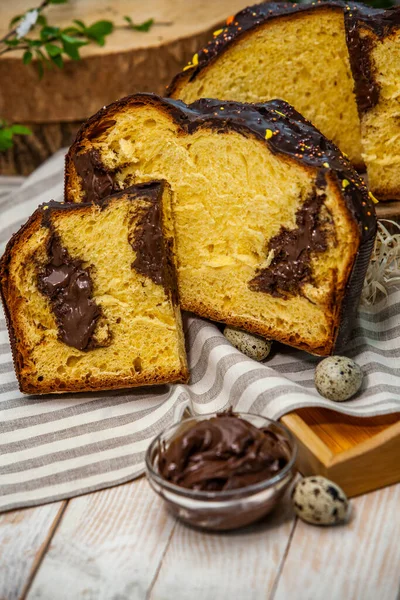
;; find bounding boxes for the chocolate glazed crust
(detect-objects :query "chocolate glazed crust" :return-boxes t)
[65,93,377,354]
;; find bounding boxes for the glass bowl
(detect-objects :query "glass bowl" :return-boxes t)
[145,411,297,531]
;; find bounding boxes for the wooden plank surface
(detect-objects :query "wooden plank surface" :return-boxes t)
[273,484,400,600]
[0,501,66,600]
[149,488,295,600]
[26,478,177,600]
[0,479,398,599]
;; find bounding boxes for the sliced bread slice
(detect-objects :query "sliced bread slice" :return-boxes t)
[346,6,400,199]
[0,182,188,394]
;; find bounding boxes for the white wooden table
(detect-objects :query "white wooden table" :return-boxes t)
[1,477,399,600]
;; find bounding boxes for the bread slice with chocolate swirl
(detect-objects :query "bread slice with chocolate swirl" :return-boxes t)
[0,182,188,394]
[65,94,376,356]
[345,6,400,199]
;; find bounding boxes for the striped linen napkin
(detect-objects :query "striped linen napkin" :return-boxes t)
[0,151,399,512]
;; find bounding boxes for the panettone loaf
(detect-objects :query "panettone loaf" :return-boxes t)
[345,6,400,199]
[65,94,376,356]
[0,182,188,394]
[168,1,364,168]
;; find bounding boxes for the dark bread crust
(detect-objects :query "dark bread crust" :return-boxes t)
[0,211,42,395]
[64,93,377,356]
[0,184,189,394]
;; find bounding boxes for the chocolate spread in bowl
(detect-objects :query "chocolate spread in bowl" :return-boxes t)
[158,410,291,492]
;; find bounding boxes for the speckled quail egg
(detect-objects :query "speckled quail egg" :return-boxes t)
[223,326,272,361]
[315,356,363,401]
[292,476,349,525]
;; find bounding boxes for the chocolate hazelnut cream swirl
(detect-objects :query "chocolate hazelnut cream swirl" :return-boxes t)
[158,411,291,491]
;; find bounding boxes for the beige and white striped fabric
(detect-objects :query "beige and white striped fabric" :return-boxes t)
[1,151,399,512]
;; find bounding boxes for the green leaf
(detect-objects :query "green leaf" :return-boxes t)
[40,25,60,40]
[0,131,14,152]
[45,43,62,56]
[5,39,20,47]
[73,19,86,32]
[10,124,32,135]
[61,39,80,60]
[60,33,87,46]
[23,50,33,65]
[0,128,13,140]
[124,17,154,32]
[9,14,22,28]
[37,14,48,27]
[50,53,64,68]
[36,49,52,72]
[85,20,113,41]
[0,140,14,151]
[61,26,81,36]
[0,123,31,152]
[49,0,68,4]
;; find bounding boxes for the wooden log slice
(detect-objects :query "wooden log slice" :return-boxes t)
[0,0,249,174]
[0,0,250,123]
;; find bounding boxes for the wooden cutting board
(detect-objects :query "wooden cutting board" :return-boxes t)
[281,408,400,497]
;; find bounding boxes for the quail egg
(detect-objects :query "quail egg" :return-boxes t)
[292,476,349,525]
[315,356,363,401]
[223,326,272,361]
